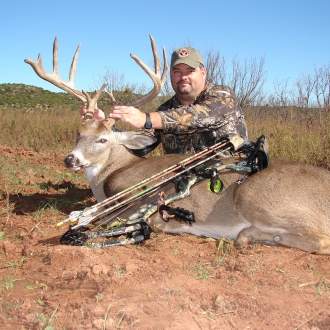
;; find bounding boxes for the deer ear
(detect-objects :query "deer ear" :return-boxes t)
[117,131,157,149]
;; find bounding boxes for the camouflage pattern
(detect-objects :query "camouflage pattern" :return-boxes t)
[155,83,248,155]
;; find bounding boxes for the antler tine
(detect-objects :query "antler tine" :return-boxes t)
[68,42,81,86]
[160,46,168,86]
[129,35,168,108]
[24,36,86,103]
[53,36,59,76]
[150,35,161,77]
[104,90,116,104]
[82,83,107,120]
[102,91,118,129]
[151,37,168,87]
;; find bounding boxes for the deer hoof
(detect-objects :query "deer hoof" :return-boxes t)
[235,236,251,249]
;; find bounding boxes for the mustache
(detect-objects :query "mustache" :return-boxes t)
[178,79,190,85]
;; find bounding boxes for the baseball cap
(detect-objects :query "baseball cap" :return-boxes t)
[170,47,204,69]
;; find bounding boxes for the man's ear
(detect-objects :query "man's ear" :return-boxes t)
[202,67,207,81]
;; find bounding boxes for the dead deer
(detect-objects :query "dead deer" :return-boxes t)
[25,36,330,254]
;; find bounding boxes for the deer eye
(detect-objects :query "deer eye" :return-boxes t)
[98,139,108,144]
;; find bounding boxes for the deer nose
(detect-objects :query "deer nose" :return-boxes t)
[64,154,78,168]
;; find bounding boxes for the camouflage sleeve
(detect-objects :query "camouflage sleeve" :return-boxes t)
[158,85,245,135]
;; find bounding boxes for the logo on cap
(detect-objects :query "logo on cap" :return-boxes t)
[178,48,189,57]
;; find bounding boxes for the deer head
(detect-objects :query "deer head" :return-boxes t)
[25,35,168,202]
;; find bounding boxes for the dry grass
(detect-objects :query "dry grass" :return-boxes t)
[246,107,330,169]
[1,106,329,168]
[0,109,80,153]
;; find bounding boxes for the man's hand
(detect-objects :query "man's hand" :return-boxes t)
[81,104,106,120]
[110,105,148,129]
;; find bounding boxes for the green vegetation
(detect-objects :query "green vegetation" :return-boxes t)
[0,83,80,111]
[190,261,213,280]
[1,276,20,291]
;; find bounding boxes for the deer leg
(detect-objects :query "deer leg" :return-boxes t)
[265,232,330,254]
[235,226,280,248]
[236,226,330,254]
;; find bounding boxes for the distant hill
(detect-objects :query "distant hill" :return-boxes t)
[0,83,84,111]
[0,83,167,112]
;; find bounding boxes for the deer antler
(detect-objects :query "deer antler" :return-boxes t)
[24,36,86,102]
[25,35,168,120]
[103,35,167,110]
[129,35,168,108]
[82,83,108,119]
[24,36,105,120]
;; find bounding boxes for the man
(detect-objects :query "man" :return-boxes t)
[85,47,248,155]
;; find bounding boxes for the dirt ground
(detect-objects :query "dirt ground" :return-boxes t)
[1,145,330,330]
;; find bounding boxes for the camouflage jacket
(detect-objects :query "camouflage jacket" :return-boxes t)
[155,83,248,155]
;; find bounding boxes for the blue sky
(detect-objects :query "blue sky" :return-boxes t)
[1,0,329,95]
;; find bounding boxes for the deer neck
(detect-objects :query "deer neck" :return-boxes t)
[84,144,140,202]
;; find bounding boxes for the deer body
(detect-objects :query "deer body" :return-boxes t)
[65,119,330,254]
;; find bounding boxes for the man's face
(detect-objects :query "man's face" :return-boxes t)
[170,64,206,98]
